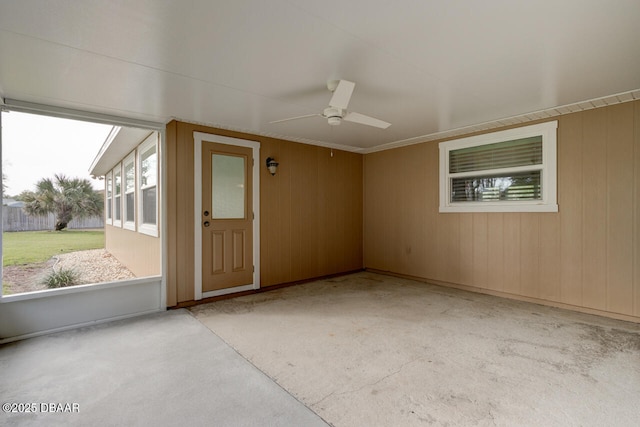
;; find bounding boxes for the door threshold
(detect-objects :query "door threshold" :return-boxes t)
[201,284,256,299]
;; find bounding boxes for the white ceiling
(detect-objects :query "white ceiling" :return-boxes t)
[1,0,639,152]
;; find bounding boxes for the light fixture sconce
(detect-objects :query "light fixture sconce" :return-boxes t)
[266,157,279,176]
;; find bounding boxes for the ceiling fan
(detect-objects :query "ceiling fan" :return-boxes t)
[270,80,391,129]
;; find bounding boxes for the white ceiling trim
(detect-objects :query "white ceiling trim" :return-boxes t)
[4,89,639,159]
[363,89,640,154]
[171,117,366,153]
[2,98,164,131]
[176,88,640,155]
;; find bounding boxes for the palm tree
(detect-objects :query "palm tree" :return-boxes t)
[21,174,103,231]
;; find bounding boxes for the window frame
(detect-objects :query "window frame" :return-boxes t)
[112,163,122,227]
[138,133,158,237]
[439,121,558,213]
[105,171,113,224]
[123,152,136,231]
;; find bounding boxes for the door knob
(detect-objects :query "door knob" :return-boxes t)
[204,210,209,216]
[203,221,210,227]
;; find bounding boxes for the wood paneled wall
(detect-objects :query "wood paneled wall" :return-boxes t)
[165,121,363,306]
[105,225,161,277]
[364,100,640,321]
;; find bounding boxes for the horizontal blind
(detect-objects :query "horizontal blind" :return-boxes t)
[449,136,542,173]
[451,170,541,202]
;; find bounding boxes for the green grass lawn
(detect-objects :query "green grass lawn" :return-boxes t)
[2,229,105,266]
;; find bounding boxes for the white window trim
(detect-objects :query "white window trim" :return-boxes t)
[138,133,159,237]
[112,164,123,227]
[105,171,113,224]
[123,152,136,231]
[439,121,558,213]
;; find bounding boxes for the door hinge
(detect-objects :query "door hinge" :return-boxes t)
[253,265,255,272]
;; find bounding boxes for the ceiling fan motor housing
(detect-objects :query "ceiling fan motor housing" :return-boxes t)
[270,80,390,129]
[324,107,343,125]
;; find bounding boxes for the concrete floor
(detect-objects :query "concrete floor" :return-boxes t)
[0,310,328,427]
[191,272,640,427]
[2,272,639,426]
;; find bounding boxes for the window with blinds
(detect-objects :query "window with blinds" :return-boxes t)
[439,121,558,212]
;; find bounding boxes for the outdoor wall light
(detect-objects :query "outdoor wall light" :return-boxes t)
[266,157,279,176]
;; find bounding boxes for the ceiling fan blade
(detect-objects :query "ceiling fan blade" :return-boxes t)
[269,113,321,124]
[329,80,355,110]
[343,112,391,129]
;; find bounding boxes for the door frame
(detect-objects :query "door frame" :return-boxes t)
[193,132,260,300]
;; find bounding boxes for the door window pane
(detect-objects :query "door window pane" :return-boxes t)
[212,154,245,219]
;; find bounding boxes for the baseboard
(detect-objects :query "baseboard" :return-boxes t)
[172,269,365,309]
[365,268,640,325]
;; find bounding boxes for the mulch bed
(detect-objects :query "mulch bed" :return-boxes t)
[3,249,135,295]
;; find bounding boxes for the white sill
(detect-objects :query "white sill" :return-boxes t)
[0,276,161,303]
[138,223,158,237]
[440,203,558,213]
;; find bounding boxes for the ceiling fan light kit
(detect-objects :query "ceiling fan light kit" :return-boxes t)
[324,107,343,126]
[271,79,391,129]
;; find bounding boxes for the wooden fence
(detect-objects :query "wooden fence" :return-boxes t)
[2,206,104,232]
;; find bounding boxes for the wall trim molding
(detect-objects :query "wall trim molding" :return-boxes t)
[366,269,640,325]
[363,89,640,154]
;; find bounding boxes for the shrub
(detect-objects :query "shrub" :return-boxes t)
[44,268,79,288]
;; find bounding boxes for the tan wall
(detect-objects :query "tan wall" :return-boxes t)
[166,121,363,306]
[105,225,161,277]
[364,100,640,322]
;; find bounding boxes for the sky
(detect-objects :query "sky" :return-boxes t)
[1,111,113,197]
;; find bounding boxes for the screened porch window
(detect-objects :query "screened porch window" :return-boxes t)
[113,165,122,226]
[106,172,113,223]
[138,133,158,237]
[123,153,136,230]
[439,121,557,212]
